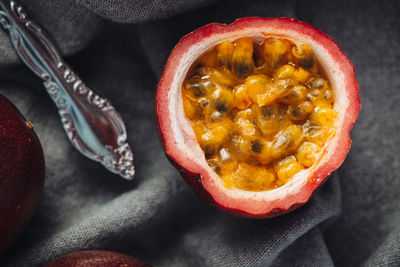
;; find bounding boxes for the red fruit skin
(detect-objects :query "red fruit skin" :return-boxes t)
[156,17,361,218]
[0,93,45,251]
[44,250,151,267]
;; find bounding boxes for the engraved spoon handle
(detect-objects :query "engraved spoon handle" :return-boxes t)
[0,0,135,179]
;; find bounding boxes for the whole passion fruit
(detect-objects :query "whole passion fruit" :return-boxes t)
[44,250,151,267]
[0,93,45,251]
[156,17,360,218]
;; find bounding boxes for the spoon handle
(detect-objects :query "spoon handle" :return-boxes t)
[0,0,135,179]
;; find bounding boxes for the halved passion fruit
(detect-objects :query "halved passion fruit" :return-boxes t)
[156,17,360,218]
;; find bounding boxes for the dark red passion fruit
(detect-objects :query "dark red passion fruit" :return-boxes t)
[0,93,45,251]
[44,250,151,267]
[156,17,360,218]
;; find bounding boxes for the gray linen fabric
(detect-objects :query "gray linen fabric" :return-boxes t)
[0,0,399,266]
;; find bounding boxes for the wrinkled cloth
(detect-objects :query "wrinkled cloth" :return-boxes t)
[0,0,399,266]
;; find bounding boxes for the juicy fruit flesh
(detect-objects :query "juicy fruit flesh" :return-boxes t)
[182,37,337,191]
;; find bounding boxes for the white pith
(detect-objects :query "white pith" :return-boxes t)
[166,27,348,213]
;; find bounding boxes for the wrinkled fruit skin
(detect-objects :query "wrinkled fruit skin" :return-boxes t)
[156,17,361,218]
[0,93,45,252]
[44,250,151,267]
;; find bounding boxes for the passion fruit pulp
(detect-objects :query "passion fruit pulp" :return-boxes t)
[44,250,151,267]
[156,17,360,218]
[182,36,336,192]
[0,93,45,251]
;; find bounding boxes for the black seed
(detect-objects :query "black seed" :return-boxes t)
[220,59,233,71]
[190,63,202,72]
[251,139,263,153]
[298,56,314,69]
[207,160,221,174]
[308,78,325,89]
[276,79,295,91]
[235,58,253,78]
[227,61,232,70]
[198,98,209,107]
[214,166,221,174]
[261,105,275,117]
[215,100,228,113]
[291,107,302,118]
[236,64,251,77]
[204,144,215,159]
[286,92,297,100]
[186,83,206,97]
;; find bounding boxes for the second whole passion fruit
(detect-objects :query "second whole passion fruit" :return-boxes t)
[0,93,45,251]
[156,17,360,218]
[44,250,151,267]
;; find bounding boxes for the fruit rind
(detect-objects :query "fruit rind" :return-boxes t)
[156,17,360,218]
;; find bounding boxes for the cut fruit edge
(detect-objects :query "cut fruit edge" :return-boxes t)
[156,17,360,217]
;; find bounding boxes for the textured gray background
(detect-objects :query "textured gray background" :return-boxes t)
[0,0,399,266]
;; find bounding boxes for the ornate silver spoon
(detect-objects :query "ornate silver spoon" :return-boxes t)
[0,0,135,179]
